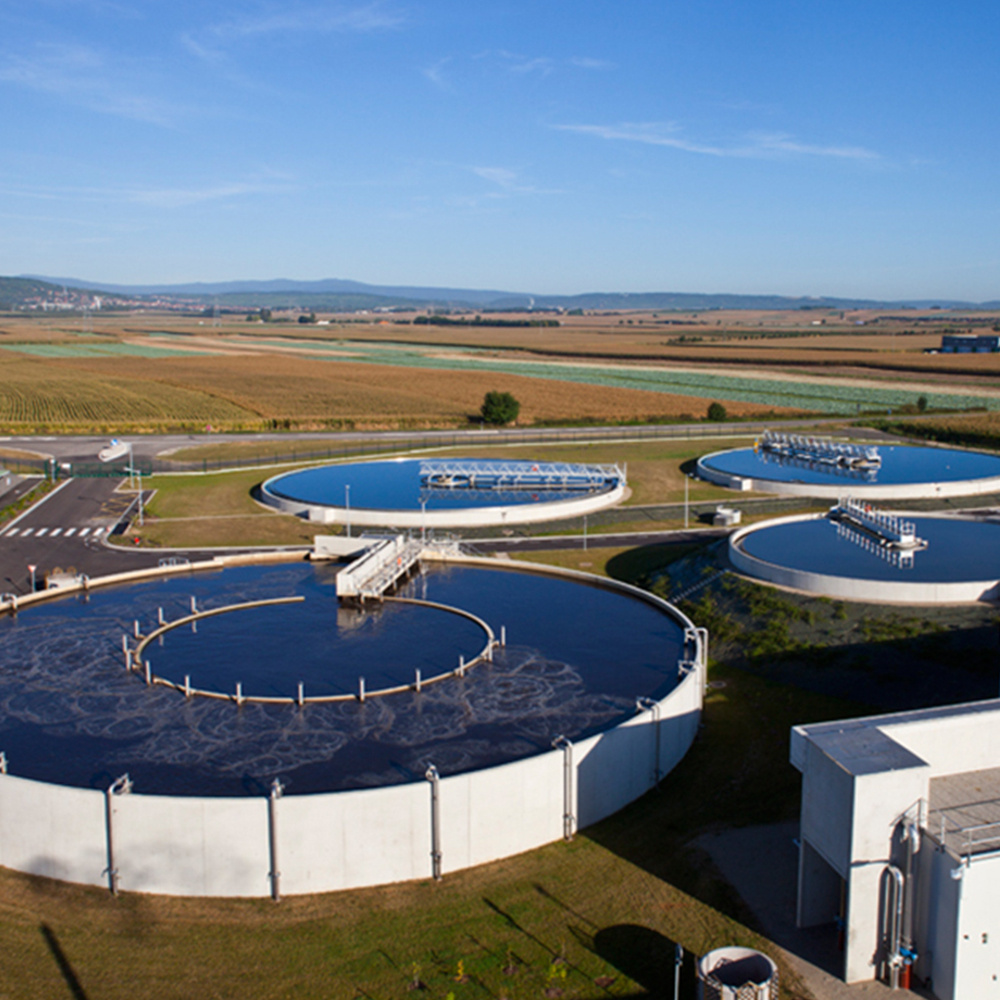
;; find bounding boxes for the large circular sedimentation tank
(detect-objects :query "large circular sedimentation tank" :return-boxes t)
[260,457,626,527]
[698,440,1000,499]
[0,555,705,898]
[0,560,684,796]
[730,511,1000,602]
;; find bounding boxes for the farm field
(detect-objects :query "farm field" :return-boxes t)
[0,349,800,434]
[4,312,1000,434]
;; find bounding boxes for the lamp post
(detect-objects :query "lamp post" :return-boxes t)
[28,564,36,592]
[345,484,351,539]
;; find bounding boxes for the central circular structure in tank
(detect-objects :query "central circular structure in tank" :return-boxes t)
[0,560,685,796]
[698,437,1000,499]
[730,510,1000,602]
[260,457,627,527]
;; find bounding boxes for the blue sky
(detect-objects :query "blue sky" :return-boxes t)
[1,0,999,299]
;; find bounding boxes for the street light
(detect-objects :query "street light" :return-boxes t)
[98,438,142,526]
[28,563,36,592]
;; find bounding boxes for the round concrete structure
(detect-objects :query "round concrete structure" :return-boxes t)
[730,512,1000,603]
[698,442,1000,500]
[260,457,626,527]
[0,554,706,897]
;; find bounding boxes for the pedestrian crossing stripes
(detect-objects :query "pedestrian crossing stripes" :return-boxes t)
[2,525,106,539]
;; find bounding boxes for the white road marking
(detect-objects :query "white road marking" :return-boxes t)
[64,527,76,537]
[4,528,18,537]
[93,527,104,536]
[50,528,62,537]
[20,528,32,537]
[78,527,90,537]
[35,528,48,537]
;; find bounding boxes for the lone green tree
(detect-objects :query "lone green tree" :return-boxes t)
[481,391,520,425]
[707,401,728,421]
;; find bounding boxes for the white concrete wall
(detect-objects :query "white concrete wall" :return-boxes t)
[952,852,1000,1000]
[0,663,702,897]
[883,709,1000,777]
[261,475,625,528]
[697,451,1000,500]
[730,514,1000,604]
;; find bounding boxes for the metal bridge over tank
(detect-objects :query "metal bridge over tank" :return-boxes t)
[756,431,881,475]
[335,535,424,602]
[418,459,625,492]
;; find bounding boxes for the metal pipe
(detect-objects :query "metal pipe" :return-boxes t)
[358,676,365,702]
[500,625,506,647]
[144,660,152,686]
[885,864,905,988]
[297,682,304,708]
[426,764,442,880]
[268,779,283,902]
[551,736,575,841]
[636,697,662,783]
[184,674,191,698]
[415,668,422,692]
[104,774,132,895]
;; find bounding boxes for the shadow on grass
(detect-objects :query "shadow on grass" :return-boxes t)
[41,923,89,1000]
[605,542,705,587]
[593,924,696,999]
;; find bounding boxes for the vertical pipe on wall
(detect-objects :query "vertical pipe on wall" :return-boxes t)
[268,779,283,902]
[425,765,442,880]
[103,774,132,896]
[636,698,662,783]
[551,736,575,841]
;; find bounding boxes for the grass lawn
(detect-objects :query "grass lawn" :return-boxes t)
[116,439,763,548]
[110,467,336,548]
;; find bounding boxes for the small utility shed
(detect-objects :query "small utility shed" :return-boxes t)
[791,700,1000,999]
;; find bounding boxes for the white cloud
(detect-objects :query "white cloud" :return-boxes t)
[553,121,879,161]
[206,2,405,40]
[497,50,553,76]
[422,57,451,90]
[569,57,614,71]
[0,43,183,124]
[472,167,519,189]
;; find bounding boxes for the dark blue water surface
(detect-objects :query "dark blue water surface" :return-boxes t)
[739,516,1000,582]
[703,445,1000,487]
[265,458,611,511]
[0,564,682,796]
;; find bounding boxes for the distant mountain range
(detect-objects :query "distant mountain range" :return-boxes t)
[5,274,1000,312]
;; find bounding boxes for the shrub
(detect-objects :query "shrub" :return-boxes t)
[706,401,728,421]
[480,391,520,425]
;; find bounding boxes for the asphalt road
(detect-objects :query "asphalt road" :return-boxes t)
[0,478,163,593]
[0,413,863,465]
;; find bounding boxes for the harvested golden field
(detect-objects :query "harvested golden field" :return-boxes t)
[0,355,255,430]
[28,353,800,429]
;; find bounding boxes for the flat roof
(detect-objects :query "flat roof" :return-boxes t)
[929,766,1000,858]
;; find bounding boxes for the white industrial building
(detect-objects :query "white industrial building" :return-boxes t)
[792,700,1000,999]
